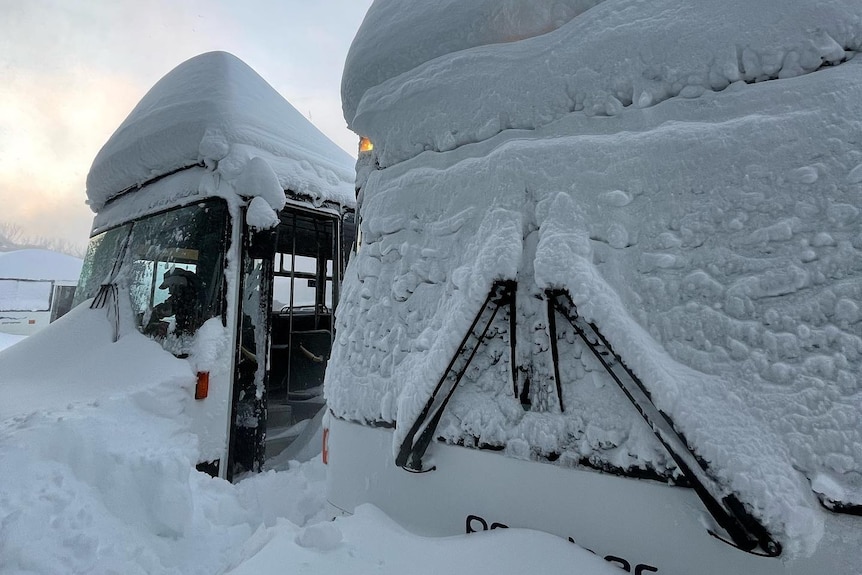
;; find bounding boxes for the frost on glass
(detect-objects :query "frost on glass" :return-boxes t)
[75,224,132,307]
[75,201,229,355]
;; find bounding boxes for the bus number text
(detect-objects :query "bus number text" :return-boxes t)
[466,514,659,574]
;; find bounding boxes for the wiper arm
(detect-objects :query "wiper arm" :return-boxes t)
[550,290,781,557]
[396,281,515,472]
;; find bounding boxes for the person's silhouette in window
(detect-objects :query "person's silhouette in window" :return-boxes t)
[146,268,202,337]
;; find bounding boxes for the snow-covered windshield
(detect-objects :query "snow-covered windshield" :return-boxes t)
[76,200,229,353]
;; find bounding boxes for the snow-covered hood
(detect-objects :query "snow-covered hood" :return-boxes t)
[330,0,862,556]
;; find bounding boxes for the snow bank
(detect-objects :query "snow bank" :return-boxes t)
[0,301,192,422]
[86,51,355,213]
[0,302,613,573]
[227,504,618,575]
[329,0,862,555]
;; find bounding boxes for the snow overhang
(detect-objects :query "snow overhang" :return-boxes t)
[343,0,862,168]
[341,0,606,129]
[87,51,356,213]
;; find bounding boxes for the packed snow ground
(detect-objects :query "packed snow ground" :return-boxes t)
[0,304,616,575]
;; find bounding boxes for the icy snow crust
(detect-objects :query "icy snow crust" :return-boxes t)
[86,51,355,214]
[329,0,862,555]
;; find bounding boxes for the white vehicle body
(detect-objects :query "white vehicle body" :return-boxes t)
[324,1,862,573]
[326,418,858,575]
[0,249,82,335]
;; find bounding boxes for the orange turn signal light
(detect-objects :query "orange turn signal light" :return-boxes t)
[195,371,209,400]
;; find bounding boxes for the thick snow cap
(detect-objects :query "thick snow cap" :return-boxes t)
[332,0,862,557]
[87,51,355,212]
[343,0,862,167]
[341,0,605,128]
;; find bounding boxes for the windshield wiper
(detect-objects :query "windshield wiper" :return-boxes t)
[394,282,782,556]
[550,290,781,557]
[90,228,133,342]
[396,281,515,472]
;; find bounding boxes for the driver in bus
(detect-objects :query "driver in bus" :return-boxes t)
[145,267,202,337]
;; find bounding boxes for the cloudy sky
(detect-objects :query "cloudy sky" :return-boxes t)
[0,0,373,251]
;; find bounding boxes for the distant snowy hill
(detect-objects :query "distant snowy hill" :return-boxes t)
[0,227,85,258]
[0,249,83,282]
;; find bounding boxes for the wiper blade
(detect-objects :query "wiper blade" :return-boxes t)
[550,290,781,557]
[396,281,515,472]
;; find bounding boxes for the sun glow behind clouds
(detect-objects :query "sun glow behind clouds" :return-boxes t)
[0,0,371,250]
[0,69,142,247]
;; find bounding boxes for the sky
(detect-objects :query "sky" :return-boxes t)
[0,0,373,252]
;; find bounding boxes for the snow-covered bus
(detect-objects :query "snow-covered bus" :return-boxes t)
[323,1,862,573]
[71,51,355,481]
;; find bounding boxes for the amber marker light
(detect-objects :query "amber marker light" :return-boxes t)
[195,371,209,400]
[359,136,374,153]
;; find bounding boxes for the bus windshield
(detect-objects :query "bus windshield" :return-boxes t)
[75,200,230,353]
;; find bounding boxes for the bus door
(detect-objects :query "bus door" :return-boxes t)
[228,205,341,478]
[268,207,340,461]
[228,225,275,479]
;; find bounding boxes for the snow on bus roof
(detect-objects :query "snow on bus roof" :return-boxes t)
[0,249,83,282]
[344,0,861,168]
[331,0,862,556]
[86,51,355,213]
[341,0,604,131]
